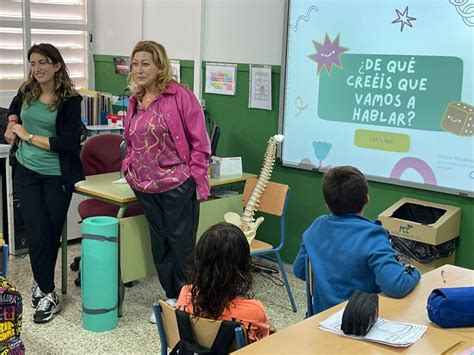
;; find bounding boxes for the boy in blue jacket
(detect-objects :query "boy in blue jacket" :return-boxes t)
[293,166,420,314]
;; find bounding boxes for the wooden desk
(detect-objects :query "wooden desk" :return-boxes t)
[61,172,255,293]
[234,265,474,354]
[379,264,474,339]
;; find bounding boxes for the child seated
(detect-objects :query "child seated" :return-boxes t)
[176,222,271,343]
[293,166,421,314]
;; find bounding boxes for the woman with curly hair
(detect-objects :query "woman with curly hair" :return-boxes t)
[176,222,273,343]
[4,43,84,323]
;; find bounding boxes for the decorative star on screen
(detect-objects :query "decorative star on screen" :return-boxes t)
[308,33,349,75]
[392,6,417,32]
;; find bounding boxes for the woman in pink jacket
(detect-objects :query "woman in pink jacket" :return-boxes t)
[123,41,211,323]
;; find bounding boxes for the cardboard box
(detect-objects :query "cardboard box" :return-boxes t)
[398,251,456,275]
[210,156,242,178]
[378,198,461,245]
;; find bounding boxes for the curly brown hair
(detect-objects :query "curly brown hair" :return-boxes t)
[187,222,254,319]
[21,43,77,111]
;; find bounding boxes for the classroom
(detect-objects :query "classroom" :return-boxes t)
[0,0,473,353]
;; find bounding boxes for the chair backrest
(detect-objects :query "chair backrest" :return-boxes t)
[242,177,289,216]
[242,177,290,251]
[305,255,315,317]
[153,300,246,355]
[80,134,123,176]
[0,239,8,277]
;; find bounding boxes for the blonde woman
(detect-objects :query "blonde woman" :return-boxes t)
[5,43,84,323]
[123,41,210,323]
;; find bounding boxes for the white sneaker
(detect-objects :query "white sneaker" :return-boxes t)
[149,311,157,324]
[33,293,60,323]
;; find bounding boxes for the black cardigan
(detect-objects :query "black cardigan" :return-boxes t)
[8,92,85,185]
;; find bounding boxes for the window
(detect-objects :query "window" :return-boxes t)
[0,0,91,101]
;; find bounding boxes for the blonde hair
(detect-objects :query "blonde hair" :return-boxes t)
[128,41,175,101]
[21,43,77,111]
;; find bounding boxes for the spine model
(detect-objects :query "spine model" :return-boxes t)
[224,134,284,244]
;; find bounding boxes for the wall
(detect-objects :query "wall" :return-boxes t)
[93,55,194,95]
[93,0,143,56]
[93,0,473,269]
[203,0,285,65]
[93,0,284,64]
[200,65,474,270]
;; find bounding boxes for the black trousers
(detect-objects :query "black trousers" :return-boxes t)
[134,177,199,299]
[13,163,74,293]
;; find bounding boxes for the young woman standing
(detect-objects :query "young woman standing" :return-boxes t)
[5,43,84,323]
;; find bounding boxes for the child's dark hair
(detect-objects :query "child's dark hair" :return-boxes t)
[187,222,253,319]
[322,166,368,215]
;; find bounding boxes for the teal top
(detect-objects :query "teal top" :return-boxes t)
[16,100,61,175]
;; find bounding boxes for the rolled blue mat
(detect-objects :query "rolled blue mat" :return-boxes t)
[81,216,118,332]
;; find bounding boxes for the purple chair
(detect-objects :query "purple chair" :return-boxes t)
[78,133,143,219]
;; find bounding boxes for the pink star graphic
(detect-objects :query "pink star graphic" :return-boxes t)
[392,6,417,32]
[308,33,349,75]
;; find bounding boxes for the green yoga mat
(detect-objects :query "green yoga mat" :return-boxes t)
[81,216,119,332]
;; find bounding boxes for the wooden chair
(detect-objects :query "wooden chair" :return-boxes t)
[305,255,315,317]
[153,300,246,355]
[242,177,297,312]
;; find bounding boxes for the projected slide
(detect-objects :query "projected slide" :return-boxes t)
[281,0,474,196]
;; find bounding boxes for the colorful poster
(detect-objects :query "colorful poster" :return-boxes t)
[113,57,130,75]
[205,63,237,96]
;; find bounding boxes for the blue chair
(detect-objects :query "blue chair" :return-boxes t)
[242,177,297,312]
[0,240,8,277]
[305,255,315,317]
[153,301,246,355]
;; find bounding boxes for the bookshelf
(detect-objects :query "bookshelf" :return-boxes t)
[79,89,115,126]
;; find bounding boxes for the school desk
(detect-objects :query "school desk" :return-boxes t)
[378,264,474,339]
[233,265,473,354]
[60,171,256,294]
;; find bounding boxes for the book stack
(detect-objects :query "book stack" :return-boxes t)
[79,89,114,126]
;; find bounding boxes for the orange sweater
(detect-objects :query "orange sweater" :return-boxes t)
[176,285,270,343]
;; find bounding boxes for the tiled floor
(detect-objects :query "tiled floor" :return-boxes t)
[7,243,308,354]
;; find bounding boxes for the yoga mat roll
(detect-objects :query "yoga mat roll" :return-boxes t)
[81,216,118,332]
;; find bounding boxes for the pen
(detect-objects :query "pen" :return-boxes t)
[441,270,447,284]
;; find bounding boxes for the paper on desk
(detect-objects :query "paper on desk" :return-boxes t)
[319,309,427,348]
[112,178,128,184]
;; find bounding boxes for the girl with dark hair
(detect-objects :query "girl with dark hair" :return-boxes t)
[4,43,84,323]
[176,222,273,343]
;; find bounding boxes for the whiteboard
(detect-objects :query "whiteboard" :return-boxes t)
[279,0,474,197]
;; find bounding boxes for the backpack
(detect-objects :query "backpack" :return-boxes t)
[427,287,474,328]
[341,290,379,336]
[170,309,240,355]
[0,277,25,354]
